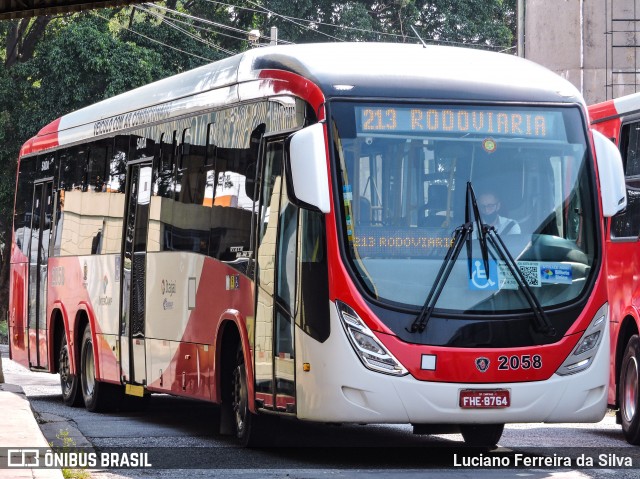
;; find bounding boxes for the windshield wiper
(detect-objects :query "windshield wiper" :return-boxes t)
[408,182,556,337]
[467,181,491,279]
[469,181,555,337]
[483,224,556,337]
[408,183,477,333]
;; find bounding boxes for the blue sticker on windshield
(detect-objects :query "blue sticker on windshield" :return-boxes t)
[540,263,572,284]
[343,185,353,201]
[469,259,499,291]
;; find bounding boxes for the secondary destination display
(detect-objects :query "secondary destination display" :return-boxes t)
[355,106,566,140]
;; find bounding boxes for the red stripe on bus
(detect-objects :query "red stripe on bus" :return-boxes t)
[588,99,617,123]
[20,117,61,156]
[258,69,326,120]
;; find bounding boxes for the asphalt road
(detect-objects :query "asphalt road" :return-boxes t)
[2,344,639,479]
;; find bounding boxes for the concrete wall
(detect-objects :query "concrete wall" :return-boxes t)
[524,0,634,104]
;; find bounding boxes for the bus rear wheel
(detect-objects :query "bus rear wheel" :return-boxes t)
[460,424,504,448]
[58,333,82,407]
[79,324,121,412]
[620,335,640,444]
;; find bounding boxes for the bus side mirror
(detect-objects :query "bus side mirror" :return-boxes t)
[286,123,331,213]
[592,129,627,217]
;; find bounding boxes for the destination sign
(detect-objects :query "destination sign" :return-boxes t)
[352,227,454,258]
[355,106,566,140]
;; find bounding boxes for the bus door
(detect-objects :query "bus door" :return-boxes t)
[254,136,297,413]
[27,179,54,369]
[120,160,152,392]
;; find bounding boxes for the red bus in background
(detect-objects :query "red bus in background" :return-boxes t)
[9,43,627,448]
[590,92,640,444]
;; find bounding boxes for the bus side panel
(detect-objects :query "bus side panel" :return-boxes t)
[144,251,205,397]
[144,252,254,402]
[47,255,120,381]
[170,342,213,400]
[590,112,639,407]
[9,261,28,365]
[191,257,255,404]
[97,334,121,384]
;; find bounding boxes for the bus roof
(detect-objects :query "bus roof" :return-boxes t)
[589,91,640,124]
[22,42,584,157]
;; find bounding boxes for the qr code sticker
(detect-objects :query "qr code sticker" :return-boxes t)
[498,261,540,289]
[518,263,541,287]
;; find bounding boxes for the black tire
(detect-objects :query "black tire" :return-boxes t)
[619,335,640,444]
[231,346,272,447]
[58,333,82,407]
[79,324,122,412]
[460,424,504,448]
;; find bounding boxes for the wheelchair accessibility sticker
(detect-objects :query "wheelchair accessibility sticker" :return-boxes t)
[469,259,499,291]
[468,259,543,290]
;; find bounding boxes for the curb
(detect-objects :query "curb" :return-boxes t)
[0,382,64,478]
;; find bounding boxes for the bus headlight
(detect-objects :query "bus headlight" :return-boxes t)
[556,303,608,376]
[336,301,408,376]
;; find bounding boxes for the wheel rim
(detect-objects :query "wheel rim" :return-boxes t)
[622,356,639,423]
[59,342,72,396]
[82,339,95,399]
[232,364,247,437]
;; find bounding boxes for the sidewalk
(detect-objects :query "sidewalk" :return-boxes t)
[0,347,63,479]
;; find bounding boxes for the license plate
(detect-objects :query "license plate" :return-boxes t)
[459,389,510,409]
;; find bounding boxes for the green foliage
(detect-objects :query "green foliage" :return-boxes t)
[0,318,7,344]
[24,13,166,123]
[241,0,515,46]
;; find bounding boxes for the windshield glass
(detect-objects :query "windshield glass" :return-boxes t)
[331,102,597,313]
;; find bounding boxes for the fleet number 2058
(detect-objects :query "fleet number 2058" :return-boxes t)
[497,354,542,370]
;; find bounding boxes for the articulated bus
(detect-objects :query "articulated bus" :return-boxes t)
[10,43,626,447]
[590,92,640,445]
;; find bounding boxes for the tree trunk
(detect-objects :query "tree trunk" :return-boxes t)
[5,16,52,69]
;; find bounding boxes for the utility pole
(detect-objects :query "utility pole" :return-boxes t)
[517,0,525,57]
[270,26,278,45]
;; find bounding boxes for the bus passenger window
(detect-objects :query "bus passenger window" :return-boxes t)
[612,122,640,239]
[14,156,36,256]
[56,147,91,255]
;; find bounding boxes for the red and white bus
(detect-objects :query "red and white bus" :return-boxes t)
[10,43,626,447]
[589,92,640,444]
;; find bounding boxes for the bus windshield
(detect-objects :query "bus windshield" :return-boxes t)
[330,101,597,313]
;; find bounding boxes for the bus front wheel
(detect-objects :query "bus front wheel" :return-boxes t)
[460,424,504,448]
[231,346,271,447]
[58,333,82,407]
[620,335,640,444]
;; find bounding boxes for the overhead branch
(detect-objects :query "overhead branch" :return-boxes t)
[5,16,53,69]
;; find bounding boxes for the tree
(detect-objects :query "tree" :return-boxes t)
[415,0,515,49]
[5,16,53,69]
[245,0,515,47]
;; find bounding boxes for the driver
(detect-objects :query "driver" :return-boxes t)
[477,191,521,235]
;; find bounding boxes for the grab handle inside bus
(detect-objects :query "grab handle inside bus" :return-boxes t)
[592,129,627,217]
[286,123,331,213]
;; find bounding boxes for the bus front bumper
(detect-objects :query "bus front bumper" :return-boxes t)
[294,302,609,425]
